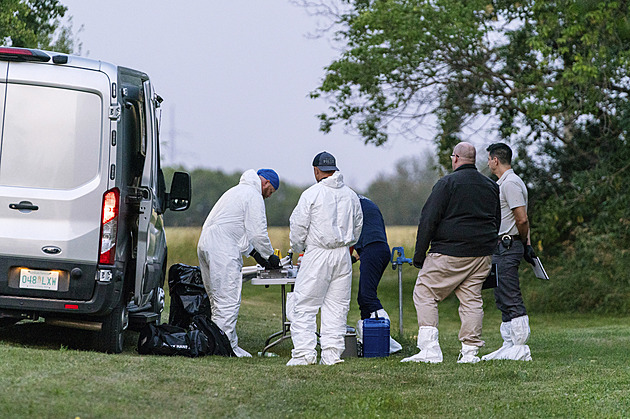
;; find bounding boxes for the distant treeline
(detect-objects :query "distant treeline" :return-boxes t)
[162,153,440,228]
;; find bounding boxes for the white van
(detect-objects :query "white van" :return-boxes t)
[0,46,191,353]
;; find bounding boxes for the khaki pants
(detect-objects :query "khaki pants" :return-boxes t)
[413,253,492,347]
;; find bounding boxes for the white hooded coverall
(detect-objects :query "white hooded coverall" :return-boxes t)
[288,171,363,364]
[197,170,274,352]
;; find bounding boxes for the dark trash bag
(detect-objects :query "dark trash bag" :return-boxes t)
[191,314,236,357]
[138,323,209,357]
[168,263,212,328]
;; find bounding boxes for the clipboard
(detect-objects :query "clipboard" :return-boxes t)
[530,257,549,280]
[482,263,498,289]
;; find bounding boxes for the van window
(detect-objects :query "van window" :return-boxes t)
[0,83,101,189]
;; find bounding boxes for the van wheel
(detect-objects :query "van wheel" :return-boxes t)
[151,252,167,325]
[151,286,165,325]
[97,300,128,353]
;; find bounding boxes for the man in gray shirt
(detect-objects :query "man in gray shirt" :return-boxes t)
[483,143,536,361]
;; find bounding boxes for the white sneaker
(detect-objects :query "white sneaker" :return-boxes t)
[233,346,252,358]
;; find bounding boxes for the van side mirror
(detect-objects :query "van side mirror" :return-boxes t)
[167,172,191,211]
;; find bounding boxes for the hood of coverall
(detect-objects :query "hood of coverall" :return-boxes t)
[289,170,362,254]
[239,169,263,192]
[320,171,345,188]
[198,168,273,258]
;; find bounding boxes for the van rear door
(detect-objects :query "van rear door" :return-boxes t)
[0,63,110,299]
[133,79,159,307]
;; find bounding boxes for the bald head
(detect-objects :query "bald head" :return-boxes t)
[451,142,476,169]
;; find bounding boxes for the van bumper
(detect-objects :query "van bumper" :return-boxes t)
[0,262,125,318]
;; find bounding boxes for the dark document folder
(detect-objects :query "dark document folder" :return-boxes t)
[482,263,498,289]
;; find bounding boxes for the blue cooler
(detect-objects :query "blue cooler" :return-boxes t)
[362,318,390,357]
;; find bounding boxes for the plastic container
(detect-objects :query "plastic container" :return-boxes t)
[362,318,390,358]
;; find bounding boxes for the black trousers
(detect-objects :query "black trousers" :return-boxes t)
[492,240,527,322]
[357,241,390,319]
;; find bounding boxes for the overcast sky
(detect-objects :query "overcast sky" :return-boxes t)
[60,0,432,190]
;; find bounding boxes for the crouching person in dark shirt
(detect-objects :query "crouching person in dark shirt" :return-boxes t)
[352,194,402,354]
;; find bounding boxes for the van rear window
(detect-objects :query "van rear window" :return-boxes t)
[0,83,101,189]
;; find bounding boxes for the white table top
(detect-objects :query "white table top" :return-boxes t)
[250,276,296,286]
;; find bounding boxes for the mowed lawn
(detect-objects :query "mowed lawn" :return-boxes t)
[0,227,629,418]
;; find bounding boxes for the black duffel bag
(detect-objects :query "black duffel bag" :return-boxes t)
[168,263,212,328]
[191,314,236,357]
[138,323,209,357]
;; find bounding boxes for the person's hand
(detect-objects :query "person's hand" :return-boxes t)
[412,255,425,269]
[523,244,536,265]
[351,255,358,264]
[268,254,282,270]
[249,249,270,268]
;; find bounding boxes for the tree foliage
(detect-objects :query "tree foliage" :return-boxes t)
[307,0,630,252]
[0,0,79,53]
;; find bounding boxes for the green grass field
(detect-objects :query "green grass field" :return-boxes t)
[1,227,629,418]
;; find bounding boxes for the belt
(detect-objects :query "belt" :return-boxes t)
[498,234,521,242]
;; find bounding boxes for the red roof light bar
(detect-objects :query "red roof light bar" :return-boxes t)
[0,47,50,62]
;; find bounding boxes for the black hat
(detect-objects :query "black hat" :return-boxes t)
[312,151,338,171]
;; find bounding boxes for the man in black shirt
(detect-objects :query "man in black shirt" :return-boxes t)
[402,142,500,364]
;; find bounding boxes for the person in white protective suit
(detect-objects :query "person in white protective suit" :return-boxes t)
[197,169,282,358]
[287,152,363,366]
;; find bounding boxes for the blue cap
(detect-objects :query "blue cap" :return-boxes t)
[312,151,338,171]
[257,169,280,191]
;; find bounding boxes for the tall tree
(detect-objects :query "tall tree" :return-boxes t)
[1,0,79,53]
[304,0,630,251]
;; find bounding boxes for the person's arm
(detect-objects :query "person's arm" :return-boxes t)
[505,181,535,264]
[350,194,364,247]
[512,206,530,245]
[514,205,536,264]
[244,193,274,259]
[289,193,311,254]
[494,184,501,236]
[413,179,449,268]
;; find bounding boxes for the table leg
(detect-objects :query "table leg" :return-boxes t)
[261,283,292,355]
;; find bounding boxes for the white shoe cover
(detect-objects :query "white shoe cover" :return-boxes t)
[286,354,317,366]
[233,346,252,358]
[320,348,344,365]
[389,337,403,354]
[482,322,513,361]
[372,309,390,320]
[356,319,364,343]
[401,326,442,363]
[482,316,532,361]
[457,343,481,364]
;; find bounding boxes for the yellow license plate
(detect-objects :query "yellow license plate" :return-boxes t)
[19,268,59,291]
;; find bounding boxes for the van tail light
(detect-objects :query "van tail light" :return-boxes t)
[0,47,50,62]
[99,188,120,265]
